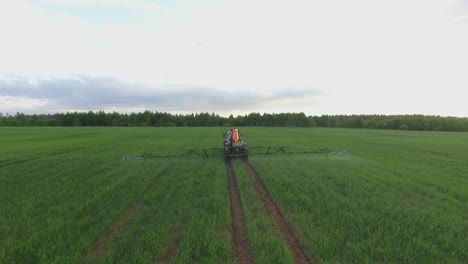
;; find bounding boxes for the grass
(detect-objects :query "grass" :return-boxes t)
[1,127,467,263]
[232,159,294,264]
[97,159,235,264]
[0,127,235,263]
[248,128,468,263]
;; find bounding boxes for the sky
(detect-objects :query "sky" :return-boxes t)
[0,0,467,116]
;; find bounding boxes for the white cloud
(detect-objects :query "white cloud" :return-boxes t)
[0,75,322,114]
[1,0,468,116]
[0,96,48,114]
[35,0,168,13]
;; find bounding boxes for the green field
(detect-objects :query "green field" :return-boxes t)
[1,127,467,263]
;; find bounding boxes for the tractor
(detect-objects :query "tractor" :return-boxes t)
[223,128,248,159]
[120,128,349,160]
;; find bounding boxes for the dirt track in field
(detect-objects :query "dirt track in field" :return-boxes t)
[154,224,185,264]
[155,236,182,264]
[243,159,314,264]
[87,200,143,260]
[87,164,173,261]
[225,159,256,264]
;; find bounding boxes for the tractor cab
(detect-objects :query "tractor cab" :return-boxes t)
[223,128,248,158]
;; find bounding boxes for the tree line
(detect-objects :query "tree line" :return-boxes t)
[0,111,467,132]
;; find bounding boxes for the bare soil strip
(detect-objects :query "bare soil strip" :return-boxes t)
[243,160,314,264]
[87,200,143,260]
[225,160,256,264]
[86,165,173,261]
[155,231,183,264]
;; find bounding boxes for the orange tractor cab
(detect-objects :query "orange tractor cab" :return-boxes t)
[223,128,248,158]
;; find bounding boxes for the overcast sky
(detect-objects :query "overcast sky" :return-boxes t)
[0,0,467,116]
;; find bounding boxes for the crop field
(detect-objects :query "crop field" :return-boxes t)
[1,127,467,263]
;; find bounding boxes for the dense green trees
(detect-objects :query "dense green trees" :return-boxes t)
[1,111,467,132]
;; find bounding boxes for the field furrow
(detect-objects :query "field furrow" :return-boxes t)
[87,199,143,260]
[225,160,255,264]
[242,159,314,264]
[154,229,184,264]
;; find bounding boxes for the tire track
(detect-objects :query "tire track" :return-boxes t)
[86,164,173,261]
[154,227,184,264]
[243,159,314,264]
[87,200,143,260]
[225,160,255,264]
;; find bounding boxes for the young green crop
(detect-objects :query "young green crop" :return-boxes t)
[95,159,235,264]
[1,127,467,263]
[231,159,294,264]
[248,128,468,263]
[0,127,235,263]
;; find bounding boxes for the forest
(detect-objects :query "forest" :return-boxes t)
[1,111,468,132]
